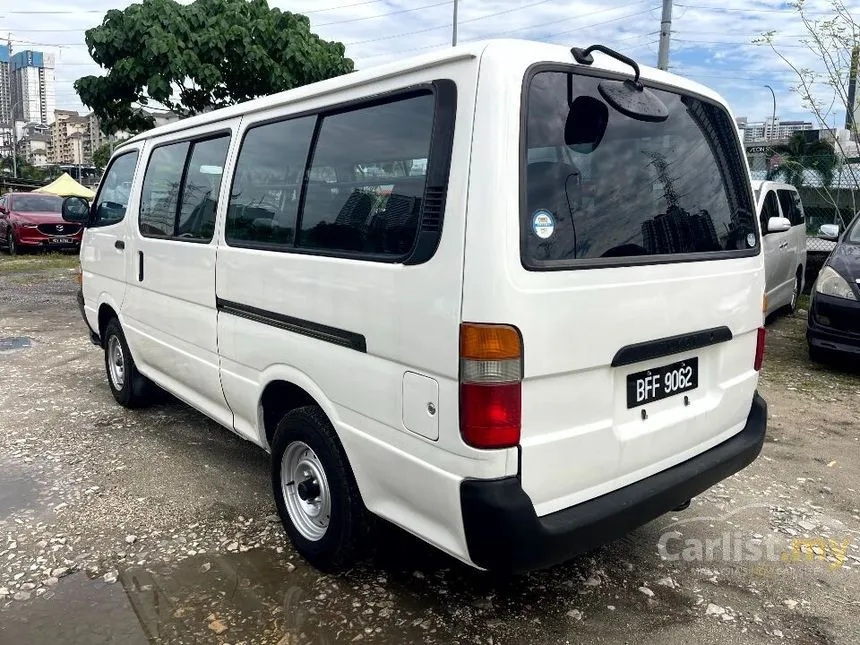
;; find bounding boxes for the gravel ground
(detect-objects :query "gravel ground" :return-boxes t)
[1,262,859,645]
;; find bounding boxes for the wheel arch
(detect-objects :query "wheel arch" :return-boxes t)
[257,367,342,451]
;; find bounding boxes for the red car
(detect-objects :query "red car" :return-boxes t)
[0,192,84,254]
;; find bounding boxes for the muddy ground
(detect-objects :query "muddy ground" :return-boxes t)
[1,258,858,645]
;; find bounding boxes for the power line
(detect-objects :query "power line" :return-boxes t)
[477,2,651,39]
[675,3,833,14]
[673,37,806,48]
[345,0,596,47]
[315,0,453,27]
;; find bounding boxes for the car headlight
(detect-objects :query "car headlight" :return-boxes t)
[814,266,858,301]
[16,222,39,229]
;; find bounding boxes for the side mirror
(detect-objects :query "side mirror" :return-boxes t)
[767,216,791,234]
[62,196,91,223]
[818,223,840,240]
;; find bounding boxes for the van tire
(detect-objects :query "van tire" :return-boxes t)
[103,318,152,408]
[271,406,368,572]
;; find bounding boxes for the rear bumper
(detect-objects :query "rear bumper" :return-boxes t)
[460,392,767,573]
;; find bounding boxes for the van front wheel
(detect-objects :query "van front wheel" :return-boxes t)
[271,406,368,571]
[103,318,152,408]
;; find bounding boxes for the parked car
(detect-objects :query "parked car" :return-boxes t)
[751,181,807,315]
[807,212,860,361]
[0,192,84,254]
[63,39,767,574]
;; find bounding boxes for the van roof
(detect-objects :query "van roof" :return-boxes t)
[125,39,730,145]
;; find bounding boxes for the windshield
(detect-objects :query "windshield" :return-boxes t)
[522,71,756,268]
[12,194,64,213]
[848,217,860,244]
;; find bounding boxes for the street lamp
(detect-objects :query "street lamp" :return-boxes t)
[764,85,776,142]
[7,103,19,179]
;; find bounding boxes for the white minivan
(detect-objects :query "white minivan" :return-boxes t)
[64,40,767,573]
[752,180,807,315]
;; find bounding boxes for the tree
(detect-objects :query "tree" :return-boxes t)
[0,155,48,182]
[92,139,130,170]
[75,0,354,135]
[758,0,860,225]
[766,133,839,189]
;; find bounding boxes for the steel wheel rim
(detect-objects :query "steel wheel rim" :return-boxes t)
[281,441,331,541]
[108,335,125,390]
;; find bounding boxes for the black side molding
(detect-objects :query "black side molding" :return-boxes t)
[612,326,733,367]
[216,298,366,353]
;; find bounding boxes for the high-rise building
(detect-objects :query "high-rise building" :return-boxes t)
[10,50,56,126]
[50,109,90,165]
[0,45,11,128]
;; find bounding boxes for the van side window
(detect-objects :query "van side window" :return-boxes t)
[140,142,190,237]
[139,134,231,241]
[91,151,139,227]
[177,137,231,241]
[225,116,315,247]
[760,190,780,234]
[299,93,434,256]
[777,189,804,227]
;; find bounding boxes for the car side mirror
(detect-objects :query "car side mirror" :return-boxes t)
[767,216,791,234]
[62,196,91,223]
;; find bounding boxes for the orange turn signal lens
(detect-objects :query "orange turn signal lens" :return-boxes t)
[762,294,768,314]
[460,323,522,361]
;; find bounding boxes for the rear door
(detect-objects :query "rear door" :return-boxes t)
[777,188,806,289]
[464,65,764,517]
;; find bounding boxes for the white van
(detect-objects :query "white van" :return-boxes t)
[752,180,807,315]
[64,40,767,573]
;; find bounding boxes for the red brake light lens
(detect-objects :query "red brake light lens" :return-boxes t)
[460,382,521,449]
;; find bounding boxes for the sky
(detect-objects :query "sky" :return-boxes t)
[0,0,851,127]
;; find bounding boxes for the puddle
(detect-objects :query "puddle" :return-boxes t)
[0,551,442,644]
[0,336,33,353]
[0,533,696,644]
[0,457,41,520]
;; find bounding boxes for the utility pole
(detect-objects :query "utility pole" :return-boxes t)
[657,0,673,71]
[9,103,18,179]
[452,0,458,46]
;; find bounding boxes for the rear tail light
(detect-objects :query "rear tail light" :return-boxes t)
[754,327,766,371]
[459,323,522,449]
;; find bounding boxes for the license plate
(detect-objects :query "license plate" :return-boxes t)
[51,237,74,244]
[626,357,698,408]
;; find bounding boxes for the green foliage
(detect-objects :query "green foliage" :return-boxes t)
[92,139,130,170]
[766,133,839,189]
[0,155,48,182]
[75,0,354,135]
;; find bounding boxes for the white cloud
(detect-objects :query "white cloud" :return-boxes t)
[3,0,854,125]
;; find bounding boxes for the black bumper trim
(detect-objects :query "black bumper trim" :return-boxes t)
[461,392,767,573]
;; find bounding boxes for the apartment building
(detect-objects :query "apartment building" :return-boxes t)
[49,109,90,165]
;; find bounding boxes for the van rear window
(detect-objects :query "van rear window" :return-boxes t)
[522,70,756,269]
